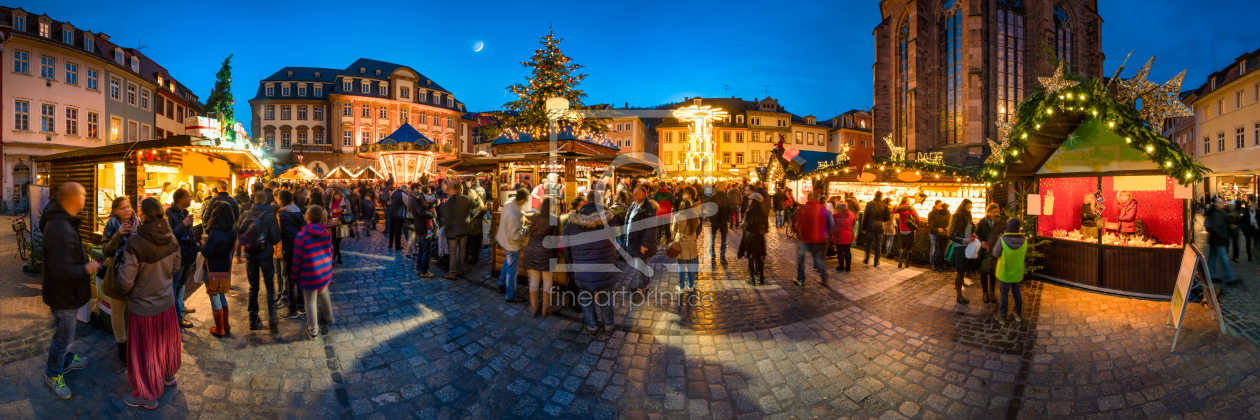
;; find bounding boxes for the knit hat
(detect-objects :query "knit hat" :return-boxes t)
[749,193,763,202]
[1005,217,1022,233]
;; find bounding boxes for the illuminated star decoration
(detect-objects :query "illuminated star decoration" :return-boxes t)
[995,118,1016,141]
[1116,56,1157,104]
[1038,62,1079,95]
[1138,70,1195,128]
[882,134,905,161]
[985,138,1009,165]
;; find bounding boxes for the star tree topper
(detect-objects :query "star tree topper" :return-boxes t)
[1038,62,1079,95]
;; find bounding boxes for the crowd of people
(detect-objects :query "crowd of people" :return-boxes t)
[39,172,1040,406]
[1203,194,1259,287]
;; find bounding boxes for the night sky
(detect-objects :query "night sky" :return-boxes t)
[24,0,1260,132]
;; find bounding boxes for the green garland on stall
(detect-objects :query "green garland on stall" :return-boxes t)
[787,154,982,182]
[978,77,1209,186]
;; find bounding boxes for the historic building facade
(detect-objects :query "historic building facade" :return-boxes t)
[656,97,832,178]
[249,59,469,174]
[1183,47,1260,199]
[872,0,1104,165]
[827,109,873,152]
[0,7,200,211]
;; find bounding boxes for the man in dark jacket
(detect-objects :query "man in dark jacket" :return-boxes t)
[238,193,282,331]
[862,191,890,267]
[706,183,731,264]
[624,187,658,301]
[387,184,407,250]
[772,188,787,227]
[1207,197,1237,285]
[201,180,239,225]
[927,201,951,271]
[277,190,307,318]
[41,182,99,399]
[466,184,488,265]
[165,188,198,328]
[563,192,618,337]
[438,182,473,279]
[413,186,436,278]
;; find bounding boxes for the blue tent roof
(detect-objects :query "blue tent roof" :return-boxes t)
[378,124,432,146]
[795,150,841,173]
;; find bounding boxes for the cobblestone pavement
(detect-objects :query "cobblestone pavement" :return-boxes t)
[1190,214,1260,345]
[1,215,1259,419]
[0,214,56,366]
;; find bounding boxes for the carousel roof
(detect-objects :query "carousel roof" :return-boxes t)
[379,123,433,146]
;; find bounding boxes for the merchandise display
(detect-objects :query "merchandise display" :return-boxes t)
[1036,175,1184,248]
[828,181,987,221]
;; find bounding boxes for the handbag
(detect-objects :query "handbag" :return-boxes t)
[191,254,207,284]
[945,242,956,262]
[666,241,682,258]
[205,272,232,294]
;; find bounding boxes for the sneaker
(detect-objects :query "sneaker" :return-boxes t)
[305,329,317,339]
[164,377,177,386]
[320,326,330,335]
[587,327,601,338]
[46,375,71,399]
[271,301,287,310]
[63,354,89,373]
[284,310,305,319]
[1014,314,1023,322]
[993,314,1007,324]
[676,285,683,293]
[419,272,435,278]
[122,392,159,409]
[793,278,805,288]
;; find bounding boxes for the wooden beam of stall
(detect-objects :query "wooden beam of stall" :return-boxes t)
[564,158,576,204]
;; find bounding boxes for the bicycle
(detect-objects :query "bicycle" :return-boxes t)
[12,213,30,261]
[784,204,801,239]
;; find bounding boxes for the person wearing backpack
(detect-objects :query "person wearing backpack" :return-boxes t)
[992,217,1028,324]
[237,192,282,332]
[707,182,731,265]
[277,191,307,319]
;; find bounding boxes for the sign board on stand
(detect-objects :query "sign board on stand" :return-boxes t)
[1168,244,1227,352]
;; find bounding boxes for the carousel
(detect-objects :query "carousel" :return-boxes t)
[356,123,456,184]
[664,99,741,183]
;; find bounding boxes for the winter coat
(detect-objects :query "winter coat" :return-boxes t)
[561,204,618,291]
[976,216,1003,271]
[292,223,333,291]
[360,198,377,223]
[496,200,527,252]
[278,203,307,254]
[411,195,434,235]
[438,194,474,237]
[521,212,561,272]
[624,200,659,259]
[1116,199,1138,233]
[468,192,486,235]
[928,207,951,237]
[672,211,701,261]
[39,201,92,310]
[895,204,920,232]
[833,210,855,245]
[772,191,786,211]
[237,203,281,261]
[1080,204,1099,228]
[234,191,252,214]
[797,200,832,244]
[652,190,673,216]
[863,200,890,232]
[1206,208,1231,247]
[200,227,236,273]
[387,189,407,220]
[117,218,181,317]
[948,210,978,269]
[165,206,198,264]
[737,203,769,259]
[706,191,729,231]
[200,192,240,225]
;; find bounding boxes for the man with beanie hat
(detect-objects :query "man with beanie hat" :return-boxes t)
[992,217,1027,324]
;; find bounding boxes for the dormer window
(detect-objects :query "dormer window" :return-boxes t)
[281,85,290,96]
[359,67,365,74]
[313,84,322,96]
[265,85,274,96]
[129,57,138,72]
[425,79,432,86]
[38,21,50,37]
[361,81,369,94]
[446,97,453,107]
[314,72,321,79]
[62,29,73,44]
[378,84,387,95]
[342,80,351,91]
[374,69,381,76]
[287,71,293,78]
[13,15,24,31]
[419,91,427,102]
[84,37,93,53]
[114,51,124,65]
[736,115,744,124]
[298,84,307,96]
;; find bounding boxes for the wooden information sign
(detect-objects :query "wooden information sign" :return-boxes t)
[1168,244,1226,352]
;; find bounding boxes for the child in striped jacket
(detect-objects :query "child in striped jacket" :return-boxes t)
[292,205,335,338]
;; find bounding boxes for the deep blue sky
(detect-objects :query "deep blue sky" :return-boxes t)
[25,0,1260,132]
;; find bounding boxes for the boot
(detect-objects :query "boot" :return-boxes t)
[541,291,553,316]
[529,291,540,317]
[209,309,226,337]
[117,341,128,366]
[956,289,970,305]
[222,306,231,335]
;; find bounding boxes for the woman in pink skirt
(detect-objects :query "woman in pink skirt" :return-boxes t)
[115,197,183,409]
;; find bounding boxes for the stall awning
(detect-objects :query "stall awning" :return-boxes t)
[439,153,658,175]
[794,151,842,174]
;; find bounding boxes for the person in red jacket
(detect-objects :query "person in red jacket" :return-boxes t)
[832,201,856,272]
[794,191,833,288]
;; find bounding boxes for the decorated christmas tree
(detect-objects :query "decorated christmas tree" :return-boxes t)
[204,55,235,123]
[482,29,607,141]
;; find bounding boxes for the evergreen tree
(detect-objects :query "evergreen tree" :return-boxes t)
[204,55,235,126]
[484,29,606,141]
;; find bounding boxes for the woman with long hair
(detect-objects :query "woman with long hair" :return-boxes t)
[947,199,978,305]
[673,199,702,292]
[100,196,140,365]
[894,197,921,269]
[738,193,769,285]
[115,198,182,409]
[521,197,560,316]
[200,202,237,337]
[328,189,353,264]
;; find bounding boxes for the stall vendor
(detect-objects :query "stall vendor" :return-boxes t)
[1116,190,1138,238]
[1081,193,1101,239]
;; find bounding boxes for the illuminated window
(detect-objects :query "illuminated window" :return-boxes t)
[1218,99,1225,116]
[794,132,802,143]
[38,21,49,37]
[997,0,1025,131]
[736,152,744,164]
[807,133,814,145]
[110,116,122,142]
[940,0,963,145]
[1054,5,1072,70]
[1237,90,1245,109]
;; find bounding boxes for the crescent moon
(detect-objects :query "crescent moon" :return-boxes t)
[473,41,484,52]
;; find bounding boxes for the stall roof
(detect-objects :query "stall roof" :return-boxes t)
[794,151,842,174]
[322,166,357,180]
[35,136,267,171]
[439,153,658,175]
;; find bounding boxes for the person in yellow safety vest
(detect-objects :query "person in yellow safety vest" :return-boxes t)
[992,217,1027,325]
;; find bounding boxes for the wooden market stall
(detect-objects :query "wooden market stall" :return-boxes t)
[35,135,269,245]
[277,164,319,180]
[322,166,357,180]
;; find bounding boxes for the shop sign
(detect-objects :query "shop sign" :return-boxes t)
[1168,245,1225,352]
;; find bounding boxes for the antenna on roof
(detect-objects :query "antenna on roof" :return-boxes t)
[137,38,148,53]
[719,82,729,97]
[761,85,771,96]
